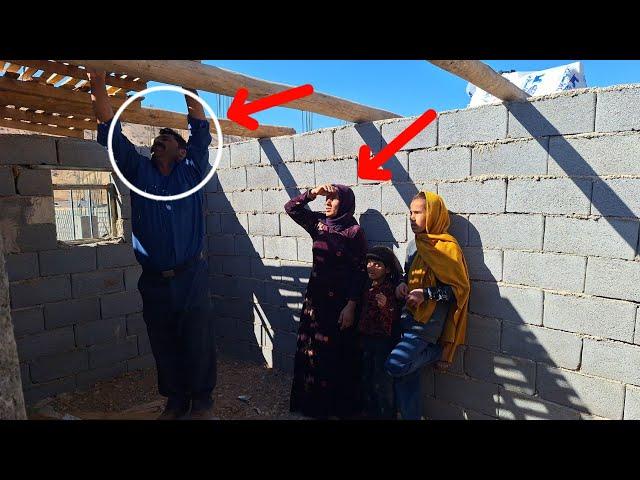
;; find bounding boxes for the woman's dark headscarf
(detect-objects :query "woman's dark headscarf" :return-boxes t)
[319,184,358,231]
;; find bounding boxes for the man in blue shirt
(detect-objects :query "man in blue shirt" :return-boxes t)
[87,68,217,420]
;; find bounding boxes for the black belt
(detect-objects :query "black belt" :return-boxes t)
[144,251,205,279]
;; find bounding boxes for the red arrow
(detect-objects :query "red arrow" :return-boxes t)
[227,84,315,130]
[358,109,438,181]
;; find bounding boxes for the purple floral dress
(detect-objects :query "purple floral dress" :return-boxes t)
[286,187,368,418]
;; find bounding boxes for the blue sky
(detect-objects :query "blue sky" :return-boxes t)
[142,60,640,133]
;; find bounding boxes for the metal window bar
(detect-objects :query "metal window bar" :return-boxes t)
[53,184,118,242]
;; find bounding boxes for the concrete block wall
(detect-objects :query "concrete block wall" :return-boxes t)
[0,136,150,405]
[208,84,640,420]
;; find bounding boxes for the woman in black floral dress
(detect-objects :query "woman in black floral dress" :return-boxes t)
[285,183,368,419]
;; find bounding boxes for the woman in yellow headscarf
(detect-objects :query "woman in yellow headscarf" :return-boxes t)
[384,190,470,420]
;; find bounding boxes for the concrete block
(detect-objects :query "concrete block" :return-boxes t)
[463,248,502,282]
[231,190,262,212]
[217,167,247,191]
[71,270,123,298]
[507,93,596,138]
[10,275,71,308]
[23,376,76,406]
[206,213,221,234]
[506,178,592,215]
[624,385,640,419]
[280,213,308,237]
[247,165,279,189]
[501,323,582,369]
[259,136,294,164]
[293,130,333,162]
[44,297,100,329]
[472,138,548,175]
[359,213,406,243]
[0,166,15,195]
[465,347,536,395]
[468,214,544,250]
[206,192,234,213]
[11,306,44,337]
[264,236,298,261]
[544,216,638,260]
[466,314,501,351]
[276,162,315,189]
[208,234,235,256]
[30,350,88,383]
[380,116,437,151]
[96,243,136,269]
[220,256,252,277]
[438,180,506,214]
[57,137,110,169]
[548,132,640,176]
[220,213,248,234]
[469,282,543,325]
[544,293,636,342]
[16,223,57,252]
[596,87,640,132]
[39,246,97,275]
[230,140,260,167]
[209,144,230,169]
[127,354,156,372]
[0,135,57,165]
[15,168,53,196]
[497,388,580,420]
[334,122,382,156]
[536,364,625,419]
[582,338,640,386]
[352,184,382,214]
[434,372,499,417]
[585,257,640,302]
[87,336,139,369]
[16,327,75,362]
[439,104,507,145]
[409,146,471,181]
[6,252,39,281]
[76,316,127,348]
[124,265,142,291]
[314,158,357,186]
[503,251,586,292]
[297,238,313,263]
[592,178,640,218]
[448,213,469,246]
[125,313,145,335]
[250,258,281,281]
[234,235,264,258]
[100,290,142,318]
[248,213,280,236]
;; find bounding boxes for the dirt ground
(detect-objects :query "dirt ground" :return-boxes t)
[28,355,306,420]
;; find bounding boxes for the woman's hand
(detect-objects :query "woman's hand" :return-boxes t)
[310,184,336,199]
[395,282,409,300]
[406,289,425,309]
[375,293,387,308]
[338,301,356,330]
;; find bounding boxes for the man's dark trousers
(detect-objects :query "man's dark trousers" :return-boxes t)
[138,259,216,410]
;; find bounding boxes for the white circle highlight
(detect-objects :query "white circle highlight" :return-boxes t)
[107,85,222,202]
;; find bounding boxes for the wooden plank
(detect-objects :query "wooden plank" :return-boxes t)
[61,60,401,123]
[0,91,295,138]
[4,63,22,79]
[5,60,148,92]
[20,67,39,81]
[428,60,529,102]
[1,106,95,130]
[0,75,141,110]
[45,73,66,85]
[0,117,85,138]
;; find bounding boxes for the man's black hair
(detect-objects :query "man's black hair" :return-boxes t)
[158,128,187,150]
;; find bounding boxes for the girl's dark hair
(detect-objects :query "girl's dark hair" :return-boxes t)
[366,245,403,285]
[159,128,187,150]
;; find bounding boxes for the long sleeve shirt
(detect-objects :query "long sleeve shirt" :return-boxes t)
[97,116,211,272]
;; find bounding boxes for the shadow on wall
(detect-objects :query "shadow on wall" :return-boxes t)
[210,122,598,420]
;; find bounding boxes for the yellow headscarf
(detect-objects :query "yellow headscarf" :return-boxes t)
[406,191,470,363]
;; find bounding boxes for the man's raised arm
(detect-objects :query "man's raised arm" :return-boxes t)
[87,68,143,183]
[183,87,212,178]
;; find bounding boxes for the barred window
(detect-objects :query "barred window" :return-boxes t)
[51,170,119,243]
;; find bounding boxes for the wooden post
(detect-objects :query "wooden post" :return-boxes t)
[428,60,529,102]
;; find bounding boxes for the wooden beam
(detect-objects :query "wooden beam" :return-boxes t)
[4,60,148,92]
[0,91,295,138]
[0,75,142,110]
[1,106,95,130]
[61,60,401,123]
[20,67,39,81]
[428,60,529,102]
[0,117,85,138]
[4,63,21,79]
